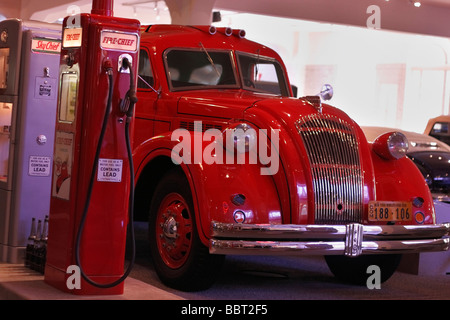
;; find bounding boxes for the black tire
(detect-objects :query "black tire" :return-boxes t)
[325,254,402,285]
[148,168,224,291]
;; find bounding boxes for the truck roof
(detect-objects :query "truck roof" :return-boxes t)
[140,24,281,59]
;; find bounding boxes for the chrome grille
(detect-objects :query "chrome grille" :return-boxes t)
[295,114,364,224]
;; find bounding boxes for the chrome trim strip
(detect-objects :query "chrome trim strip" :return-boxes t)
[211,221,450,240]
[209,238,450,256]
[345,223,364,257]
[210,221,450,257]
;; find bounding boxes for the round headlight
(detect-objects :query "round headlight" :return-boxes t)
[387,132,409,159]
[224,123,257,153]
[373,131,409,160]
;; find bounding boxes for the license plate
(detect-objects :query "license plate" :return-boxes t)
[368,201,412,222]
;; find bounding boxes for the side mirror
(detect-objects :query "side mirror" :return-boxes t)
[291,84,298,98]
[318,84,333,101]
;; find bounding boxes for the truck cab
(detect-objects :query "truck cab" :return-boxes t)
[132,24,449,291]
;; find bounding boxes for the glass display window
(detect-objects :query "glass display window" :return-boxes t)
[59,72,78,123]
[0,101,12,182]
[0,48,9,89]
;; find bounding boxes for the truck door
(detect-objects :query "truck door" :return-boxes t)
[135,48,159,145]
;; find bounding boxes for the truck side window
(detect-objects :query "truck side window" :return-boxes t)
[236,52,289,97]
[138,49,154,89]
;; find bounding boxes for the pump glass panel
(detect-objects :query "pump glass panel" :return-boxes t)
[0,48,9,89]
[59,72,78,123]
[0,102,12,182]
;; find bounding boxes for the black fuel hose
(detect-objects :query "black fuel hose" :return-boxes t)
[75,60,136,289]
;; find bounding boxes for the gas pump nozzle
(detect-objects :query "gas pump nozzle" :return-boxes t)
[119,57,138,119]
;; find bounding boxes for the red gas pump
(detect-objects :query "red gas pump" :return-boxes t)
[44,0,140,295]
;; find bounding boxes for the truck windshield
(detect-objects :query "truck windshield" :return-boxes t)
[236,51,290,97]
[164,49,290,96]
[165,49,238,91]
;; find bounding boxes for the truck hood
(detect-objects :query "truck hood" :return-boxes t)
[177,90,284,119]
[177,90,356,126]
[246,96,360,130]
[242,96,374,226]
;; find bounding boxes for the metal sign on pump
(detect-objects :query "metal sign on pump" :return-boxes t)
[0,19,61,264]
[44,0,140,295]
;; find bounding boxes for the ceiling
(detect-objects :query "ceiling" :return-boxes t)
[3,0,450,38]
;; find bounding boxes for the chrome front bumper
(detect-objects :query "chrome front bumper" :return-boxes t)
[209,221,450,257]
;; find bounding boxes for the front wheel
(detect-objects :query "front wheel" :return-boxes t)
[148,168,224,291]
[325,254,402,286]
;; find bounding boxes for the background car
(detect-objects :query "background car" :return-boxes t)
[363,126,450,203]
[424,115,450,146]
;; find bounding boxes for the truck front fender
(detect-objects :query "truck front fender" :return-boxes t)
[133,131,282,247]
[371,150,436,225]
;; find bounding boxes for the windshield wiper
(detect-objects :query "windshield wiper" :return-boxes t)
[199,42,221,77]
[138,75,161,95]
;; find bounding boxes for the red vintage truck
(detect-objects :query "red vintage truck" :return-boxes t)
[131,24,449,291]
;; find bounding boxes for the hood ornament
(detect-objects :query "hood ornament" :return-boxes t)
[301,84,333,114]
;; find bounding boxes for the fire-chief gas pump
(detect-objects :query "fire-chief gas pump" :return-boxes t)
[44,0,140,295]
[0,19,61,263]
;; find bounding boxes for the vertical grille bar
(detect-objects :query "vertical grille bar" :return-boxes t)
[295,114,364,224]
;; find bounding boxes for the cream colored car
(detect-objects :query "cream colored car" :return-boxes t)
[363,126,450,203]
[424,115,450,146]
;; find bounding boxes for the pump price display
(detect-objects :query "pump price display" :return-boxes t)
[63,28,82,48]
[368,201,412,222]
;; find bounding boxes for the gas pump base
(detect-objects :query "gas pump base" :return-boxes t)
[45,265,128,295]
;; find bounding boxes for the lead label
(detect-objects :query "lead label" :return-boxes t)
[29,156,51,177]
[97,158,123,182]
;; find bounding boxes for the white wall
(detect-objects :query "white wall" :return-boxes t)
[215,12,450,133]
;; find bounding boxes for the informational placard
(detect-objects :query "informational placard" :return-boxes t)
[100,31,138,52]
[28,156,51,177]
[97,158,123,182]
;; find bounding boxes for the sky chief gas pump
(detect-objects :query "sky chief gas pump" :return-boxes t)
[0,19,61,263]
[44,0,140,295]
